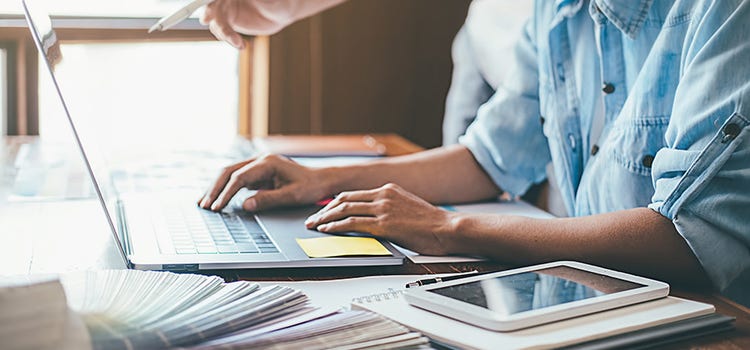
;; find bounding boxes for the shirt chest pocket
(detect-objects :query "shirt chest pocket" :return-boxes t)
[605,116,671,177]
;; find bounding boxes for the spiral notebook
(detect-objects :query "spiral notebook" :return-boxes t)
[254,274,437,310]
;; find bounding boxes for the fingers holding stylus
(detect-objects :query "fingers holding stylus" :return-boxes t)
[203,0,245,49]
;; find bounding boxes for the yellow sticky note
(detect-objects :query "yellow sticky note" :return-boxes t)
[296,237,392,258]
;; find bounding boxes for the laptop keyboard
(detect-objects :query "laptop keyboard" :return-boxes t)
[162,205,279,255]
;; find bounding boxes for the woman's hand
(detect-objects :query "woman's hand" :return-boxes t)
[304,183,460,255]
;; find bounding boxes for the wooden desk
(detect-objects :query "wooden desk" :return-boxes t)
[0,135,748,349]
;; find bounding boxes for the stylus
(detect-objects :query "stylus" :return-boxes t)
[405,270,479,288]
[149,0,214,33]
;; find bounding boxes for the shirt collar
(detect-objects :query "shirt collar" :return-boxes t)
[552,0,653,39]
[590,0,654,38]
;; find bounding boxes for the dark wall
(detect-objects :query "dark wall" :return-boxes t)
[267,0,471,148]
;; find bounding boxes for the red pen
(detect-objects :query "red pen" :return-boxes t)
[315,197,335,206]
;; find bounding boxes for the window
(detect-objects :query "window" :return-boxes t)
[0,47,6,136]
[38,41,239,152]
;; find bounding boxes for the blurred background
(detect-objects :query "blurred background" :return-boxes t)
[0,0,531,203]
[0,0,531,273]
[0,0,532,150]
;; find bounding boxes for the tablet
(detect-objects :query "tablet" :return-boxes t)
[404,261,669,331]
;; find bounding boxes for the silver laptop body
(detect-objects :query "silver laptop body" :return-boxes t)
[22,0,404,271]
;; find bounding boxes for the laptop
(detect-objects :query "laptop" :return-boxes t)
[22,0,404,271]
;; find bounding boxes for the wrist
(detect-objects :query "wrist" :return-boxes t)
[316,162,374,196]
[435,212,470,255]
[314,166,348,198]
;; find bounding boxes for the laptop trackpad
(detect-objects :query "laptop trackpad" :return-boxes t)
[255,206,362,259]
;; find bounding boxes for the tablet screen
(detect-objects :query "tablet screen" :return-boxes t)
[428,266,645,316]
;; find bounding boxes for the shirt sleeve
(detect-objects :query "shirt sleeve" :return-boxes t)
[443,26,494,145]
[459,18,551,197]
[647,1,750,304]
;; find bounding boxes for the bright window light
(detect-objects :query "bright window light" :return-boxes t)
[39,41,238,152]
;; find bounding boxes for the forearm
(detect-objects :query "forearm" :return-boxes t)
[448,207,710,287]
[318,145,501,203]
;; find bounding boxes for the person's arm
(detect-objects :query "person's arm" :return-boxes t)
[200,144,500,212]
[448,208,709,288]
[201,7,544,213]
[201,0,348,48]
[644,1,750,301]
[304,184,709,288]
[321,145,500,204]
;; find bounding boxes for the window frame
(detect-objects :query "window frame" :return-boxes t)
[0,15,260,136]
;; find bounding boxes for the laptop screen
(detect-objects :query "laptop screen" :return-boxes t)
[22,0,130,267]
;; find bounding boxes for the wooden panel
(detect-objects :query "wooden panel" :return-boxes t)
[249,35,269,137]
[0,39,20,135]
[54,28,213,42]
[268,18,314,135]
[0,28,38,135]
[21,35,38,135]
[265,0,471,148]
[319,0,418,139]
[238,36,265,137]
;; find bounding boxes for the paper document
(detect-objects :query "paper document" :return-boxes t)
[254,135,387,157]
[291,156,380,168]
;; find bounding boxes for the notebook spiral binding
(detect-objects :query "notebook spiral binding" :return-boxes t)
[352,288,405,304]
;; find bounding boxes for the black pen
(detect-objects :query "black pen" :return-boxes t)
[405,270,479,288]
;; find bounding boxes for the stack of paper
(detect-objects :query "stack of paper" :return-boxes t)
[1,270,430,350]
[61,270,315,349]
[194,310,429,349]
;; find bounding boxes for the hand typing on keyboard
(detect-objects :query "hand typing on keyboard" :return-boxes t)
[228,188,256,211]
[199,154,332,212]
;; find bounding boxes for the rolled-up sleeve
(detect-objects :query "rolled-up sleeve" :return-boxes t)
[647,1,750,303]
[459,19,551,197]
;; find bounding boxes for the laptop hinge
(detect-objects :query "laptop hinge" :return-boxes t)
[115,199,134,258]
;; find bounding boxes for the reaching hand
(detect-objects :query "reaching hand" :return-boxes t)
[199,154,331,212]
[200,0,347,49]
[304,183,460,255]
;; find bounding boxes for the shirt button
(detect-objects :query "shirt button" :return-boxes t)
[642,155,655,168]
[721,123,741,143]
[590,144,599,156]
[602,83,615,94]
[568,133,577,150]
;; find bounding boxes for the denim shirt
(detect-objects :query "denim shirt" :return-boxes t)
[460,0,750,305]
